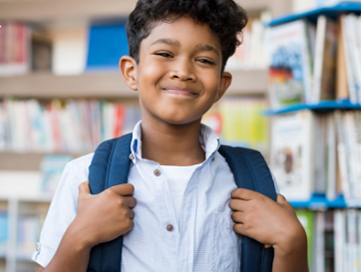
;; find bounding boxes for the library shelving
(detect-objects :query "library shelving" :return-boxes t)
[0,69,269,98]
[0,1,292,271]
[266,2,361,272]
[264,100,361,116]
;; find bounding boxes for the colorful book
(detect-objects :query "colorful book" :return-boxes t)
[312,16,338,103]
[265,19,313,108]
[270,110,315,201]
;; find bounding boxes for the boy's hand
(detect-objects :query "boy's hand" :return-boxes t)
[229,189,305,254]
[69,181,136,248]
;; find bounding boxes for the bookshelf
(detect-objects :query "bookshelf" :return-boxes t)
[266,2,361,271]
[0,0,292,271]
[0,69,268,98]
[0,0,292,22]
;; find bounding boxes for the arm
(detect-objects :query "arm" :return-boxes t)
[37,181,136,272]
[229,189,309,272]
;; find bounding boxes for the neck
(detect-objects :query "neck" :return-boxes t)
[140,118,205,166]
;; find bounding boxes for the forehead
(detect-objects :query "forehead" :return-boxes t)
[140,16,221,51]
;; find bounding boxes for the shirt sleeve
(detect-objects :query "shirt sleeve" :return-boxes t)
[32,157,90,268]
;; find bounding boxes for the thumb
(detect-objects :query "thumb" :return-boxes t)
[78,180,91,196]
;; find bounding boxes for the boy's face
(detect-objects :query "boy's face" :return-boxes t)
[120,16,232,126]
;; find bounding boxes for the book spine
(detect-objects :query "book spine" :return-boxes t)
[312,15,326,104]
[336,18,349,100]
[334,110,350,200]
[341,15,357,103]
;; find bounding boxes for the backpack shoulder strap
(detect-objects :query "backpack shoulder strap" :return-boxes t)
[87,133,132,272]
[218,145,276,272]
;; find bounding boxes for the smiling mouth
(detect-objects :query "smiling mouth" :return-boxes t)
[162,87,198,97]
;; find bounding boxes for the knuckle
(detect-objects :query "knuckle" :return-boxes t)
[120,208,128,218]
[103,189,114,198]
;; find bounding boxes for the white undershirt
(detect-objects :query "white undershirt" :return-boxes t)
[160,163,202,222]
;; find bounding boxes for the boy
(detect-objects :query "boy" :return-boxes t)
[33,0,308,271]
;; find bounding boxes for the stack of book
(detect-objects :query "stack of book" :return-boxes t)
[0,98,141,153]
[202,97,268,153]
[226,17,269,70]
[296,209,361,272]
[0,22,52,76]
[265,13,361,109]
[270,109,361,206]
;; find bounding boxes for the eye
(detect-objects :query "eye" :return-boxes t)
[197,58,215,65]
[154,52,173,58]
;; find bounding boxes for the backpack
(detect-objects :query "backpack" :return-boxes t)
[87,133,276,272]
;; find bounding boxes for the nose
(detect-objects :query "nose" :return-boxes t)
[169,58,196,82]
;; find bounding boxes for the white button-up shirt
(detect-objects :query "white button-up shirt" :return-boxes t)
[33,121,278,271]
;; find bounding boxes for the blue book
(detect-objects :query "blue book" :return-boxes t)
[0,212,8,252]
[86,23,129,71]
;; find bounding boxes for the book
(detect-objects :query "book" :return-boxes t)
[31,29,52,71]
[341,15,359,104]
[265,19,313,108]
[270,110,315,201]
[218,97,268,153]
[324,210,335,272]
[0,212,8,255]
[295,209,315,266]
[86,23,129,71]
[0,22,29,76]
[336,18,349,101]
[226,17,268,70]
[326,114,337,200]
[52,26,87,75]
[312,16,338,103]
[313,211,325,272]
[334,210,346,272]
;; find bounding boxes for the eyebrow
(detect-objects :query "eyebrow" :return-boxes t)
[196,43,219,57]
[150,38,180,47]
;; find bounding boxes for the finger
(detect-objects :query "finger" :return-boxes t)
[229,198,248,211]
[78,181,90,195]
[264,244,272,249]
[127,208,135,219]
[110,183,135,196]
[231,211,245,223]
[276,194,287,204]
[123,196,137,208]
[233,223,246,235]
[231,188,259,200]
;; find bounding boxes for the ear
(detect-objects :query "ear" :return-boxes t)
[215,71,232,102]
[119,56,138,91]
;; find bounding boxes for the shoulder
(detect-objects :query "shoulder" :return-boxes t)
[60,153,94,191]
[66,153,94,172]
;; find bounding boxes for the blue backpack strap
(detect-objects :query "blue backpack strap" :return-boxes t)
[87,133,132,272]
[218,145,276,272]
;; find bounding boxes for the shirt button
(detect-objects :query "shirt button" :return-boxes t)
[153,169,161,176]
[212,157,215,162]
[129,153,135,160]
[166,224,174,232]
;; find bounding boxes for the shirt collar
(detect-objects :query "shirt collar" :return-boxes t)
[130,121,220,164]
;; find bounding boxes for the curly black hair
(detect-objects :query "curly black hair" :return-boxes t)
[126,0,248,72]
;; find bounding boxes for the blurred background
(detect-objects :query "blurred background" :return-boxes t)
[0,0,360,271]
